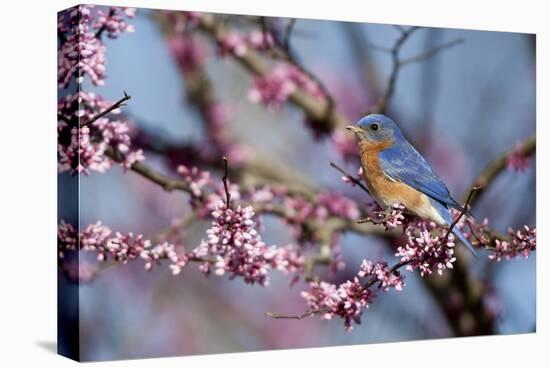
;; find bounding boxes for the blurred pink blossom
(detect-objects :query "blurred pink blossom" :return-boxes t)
[168,34,207,72]
[246,30,275,50]
[248,64,324,110]
[507,143,531,172]
[218,31,248,57]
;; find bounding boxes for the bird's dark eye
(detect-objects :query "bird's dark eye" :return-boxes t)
[370,123,379,131]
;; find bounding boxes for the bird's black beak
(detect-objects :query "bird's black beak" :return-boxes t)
[345,125,361,133]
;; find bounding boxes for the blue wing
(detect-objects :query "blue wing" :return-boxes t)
[378,142,463,211]
[379,142,477,257]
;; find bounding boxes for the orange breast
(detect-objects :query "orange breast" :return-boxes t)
[358,138,440,222]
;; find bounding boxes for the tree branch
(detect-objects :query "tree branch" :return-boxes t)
[329,161,370,195]
[370,26,419,114]
[399,38,464,66]
[266,259,409,319]
[265,308,328,320]
[465,134,536,206]
[80,91,131,128]
[104,146,202,196]
[196,13,348,133]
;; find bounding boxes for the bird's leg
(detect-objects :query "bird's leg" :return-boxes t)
[358,205,395,224]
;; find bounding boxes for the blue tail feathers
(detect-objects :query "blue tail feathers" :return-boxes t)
[451,226,478,258]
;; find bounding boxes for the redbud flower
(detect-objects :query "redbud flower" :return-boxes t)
[301,259,403,331]
[58,221,188,276]
[194,201,303,286]
[58,5,135,88]
[506,143,531,172]
[57,92,144,175]
[176,164,212,203]
[301,278,374,331]
[358,260,404,291]
[489,226,536,261]
[396,220,456,276]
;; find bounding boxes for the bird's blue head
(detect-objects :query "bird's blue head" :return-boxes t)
[346,114,404,144]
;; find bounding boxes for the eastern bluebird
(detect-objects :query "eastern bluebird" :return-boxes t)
[346,114,477,257]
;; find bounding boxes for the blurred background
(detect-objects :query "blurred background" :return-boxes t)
[59,7,535,361]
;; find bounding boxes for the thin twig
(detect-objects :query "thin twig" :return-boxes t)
[222,156,231,206]
[265,307,328,320]
[371,26,419,114]
[466,134,536,206]
[399,38,464,66]
[283,18,296,52]
[267,259,408,319]
[444,186,480,243]
[364,260,409,289]
[104,147,201,195]
[278,19,335,123]
[329,161,370,195]
[80,91,131,128]
[392,25,406,34]
[196,13,345,132]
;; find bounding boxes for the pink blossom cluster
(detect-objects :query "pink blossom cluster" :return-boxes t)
[301,260,403,331]
[367,202,407,230]
[396,220,456,276]
[506,143,531,172]
[278,191,359,244]
[58,5,135,88]
[358,260,405,291]
[454,214,536,261]
[57,92,144,174]
[192,201,304,286]
[488,226,536,261]
[301,279,373,331]
[248,64,324,110]
[58,221,189,276]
